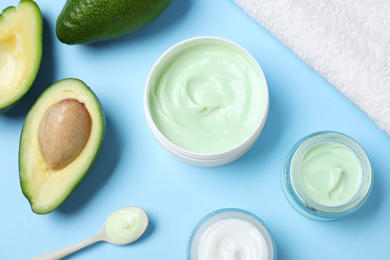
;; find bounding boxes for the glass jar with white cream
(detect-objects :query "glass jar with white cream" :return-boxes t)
[282,131,373,220]
[187,208,276,260]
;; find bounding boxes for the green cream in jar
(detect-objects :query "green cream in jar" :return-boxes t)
[148,38,268,154]
[297,142,362,207]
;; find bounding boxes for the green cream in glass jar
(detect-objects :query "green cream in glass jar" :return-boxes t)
[282,131,373,220]
[297,142,362,207]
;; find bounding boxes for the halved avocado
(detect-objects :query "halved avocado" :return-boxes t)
[19,78,106,214]
[0,0,42,112]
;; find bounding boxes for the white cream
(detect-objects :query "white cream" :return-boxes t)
[198,218,269,260]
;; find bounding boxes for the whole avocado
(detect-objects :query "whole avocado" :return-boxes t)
[56,0,172,44]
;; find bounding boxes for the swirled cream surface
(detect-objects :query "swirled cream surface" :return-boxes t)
[297,142,362,207]
[148,39,267,153]
[105,207,147,245]
[198,218,268,260]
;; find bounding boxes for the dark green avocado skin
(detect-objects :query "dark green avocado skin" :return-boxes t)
[56,0,172,44]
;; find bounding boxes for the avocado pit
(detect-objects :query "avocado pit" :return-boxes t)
[38,98,92,170]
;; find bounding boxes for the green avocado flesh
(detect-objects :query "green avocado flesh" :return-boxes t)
[56,0,172,44]
[19,78,106,214]
[0,0,42,112]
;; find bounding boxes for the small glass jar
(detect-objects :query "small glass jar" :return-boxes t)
[187,208,276,260]
[282,131,373,221]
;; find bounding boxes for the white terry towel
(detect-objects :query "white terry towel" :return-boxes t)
[234,0,390,135]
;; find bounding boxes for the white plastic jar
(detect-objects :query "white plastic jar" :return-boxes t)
[144,37,269,167]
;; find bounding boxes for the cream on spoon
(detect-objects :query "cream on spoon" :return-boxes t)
[31,206,149,260]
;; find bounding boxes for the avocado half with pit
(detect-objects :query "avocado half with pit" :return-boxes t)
[19,78,106,214]
[0,0,42,112]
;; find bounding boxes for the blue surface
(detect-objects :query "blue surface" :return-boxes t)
[1,0,389,259]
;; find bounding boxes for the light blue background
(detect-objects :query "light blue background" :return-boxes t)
[1,0,389,259]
